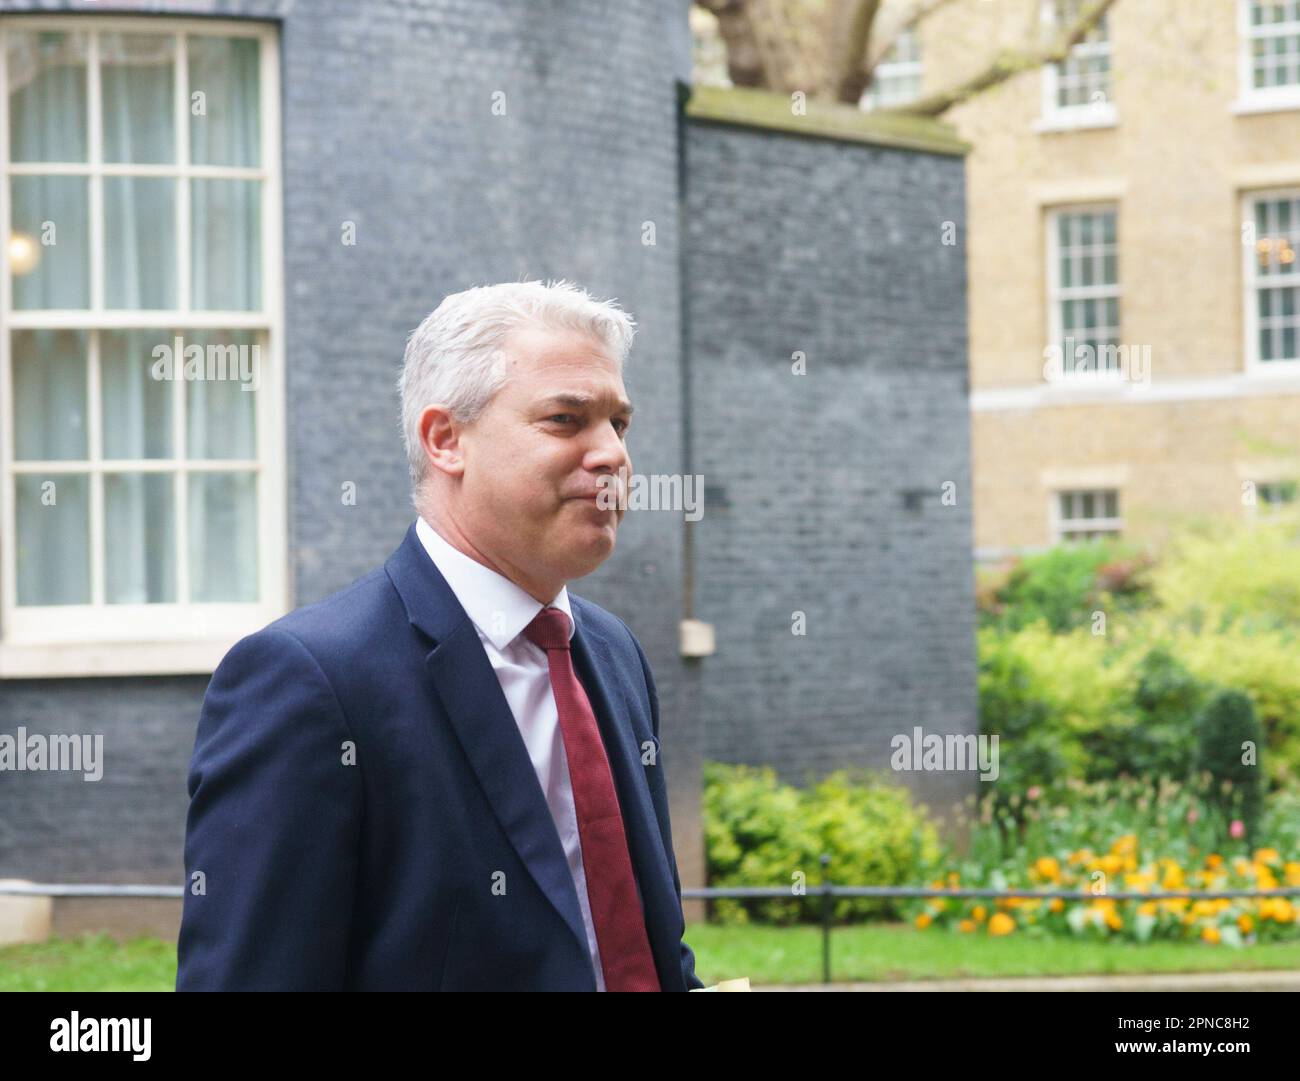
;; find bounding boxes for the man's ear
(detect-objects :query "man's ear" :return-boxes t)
[419,404,466,477]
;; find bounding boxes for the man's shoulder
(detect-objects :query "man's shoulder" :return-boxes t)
[230,565,405,674]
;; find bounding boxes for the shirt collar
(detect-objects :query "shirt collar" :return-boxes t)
[414,516,574,652]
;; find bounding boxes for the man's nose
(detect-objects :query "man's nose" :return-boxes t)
[590,420,629,467]
[588,420,631,473]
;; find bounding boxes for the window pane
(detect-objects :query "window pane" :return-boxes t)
[16,473,90,604]
[102,329,174,459]
[102,32,176,164]
[185,330,259,459]
[189,472,257,602]
[187,35,260,167]
[10,175,90,308]
[13,329,88,460]
[105,472,176,603]
[7,30,88,163]
[191,179,262,310]
[104,177,177,309]
[1104,491,1117,517]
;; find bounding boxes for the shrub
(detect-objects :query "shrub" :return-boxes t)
[1194,689,1265,844]
[703,762,940,925]
[978,538,1154,632]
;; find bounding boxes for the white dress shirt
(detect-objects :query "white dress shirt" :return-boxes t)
[414,515,608,990]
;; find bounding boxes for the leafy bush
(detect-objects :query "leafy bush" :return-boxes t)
[977,538,1154,632]
[1195,689,1265,844]
[978,516,1300,788]
[703,763,940,925]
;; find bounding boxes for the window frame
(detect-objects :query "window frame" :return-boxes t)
[1050,488,1122,543]
[0,14,288,678]
[1036,0,1118,132]
[1235,0,1300,114]
[860,25,924,111]
[1242,187,1300,376]
[1044,202,1124,384]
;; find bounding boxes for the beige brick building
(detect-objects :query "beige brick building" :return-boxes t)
[880,0,1300,557]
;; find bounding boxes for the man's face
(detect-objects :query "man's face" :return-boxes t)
[453,323,633,596]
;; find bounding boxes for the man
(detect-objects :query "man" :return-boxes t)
[176,280,703,991]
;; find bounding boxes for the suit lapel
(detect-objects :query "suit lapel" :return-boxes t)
[386,524,591,975]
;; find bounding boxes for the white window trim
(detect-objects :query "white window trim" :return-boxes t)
[0,15,288,678]
[1242,186,1300,377]
[1045,202,1124,386]
[1050,488,1122,543]
[860,28,923,111]
[1036,0,1118,132]
[1234,0,1300,113]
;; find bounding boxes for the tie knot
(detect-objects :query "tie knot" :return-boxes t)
[522,605,570,653]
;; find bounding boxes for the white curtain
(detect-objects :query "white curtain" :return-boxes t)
[9,29,263,606]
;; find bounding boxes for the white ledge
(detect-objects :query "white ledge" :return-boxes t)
[972,368,1300,411]
[1231,94,1300,116]
[0,638,235,679]
[1033,107,1118,134]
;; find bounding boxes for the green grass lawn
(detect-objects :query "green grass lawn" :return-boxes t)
[4,924,1300,990]
[687,923,1300,985]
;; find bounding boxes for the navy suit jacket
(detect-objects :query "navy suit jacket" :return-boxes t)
[176,522,703,991]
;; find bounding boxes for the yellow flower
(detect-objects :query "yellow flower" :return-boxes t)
[1111,833,1137,856]
[1104,910,1123,931]
[1274,899,1296,924]
[1201,925,1221,944]
[1049,897,1065,914]
[1206,854,1224,870]
[1161,865,1185,890]
[988,912,1016,935]
[958,919,976,933]
[947,871,960,886]
[1238,914,1255,933]
[1101,854,1123,876]
[972,905,987,923]
[1192,899,1217,917]
[1254,848,1280,866]
[1137,901,1158,917]
[1260,898,1276,920]
[1035,857,1061,881]
[1284,862,1300,886]
[915,912,932,930]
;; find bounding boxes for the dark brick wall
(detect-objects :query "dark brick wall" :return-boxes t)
[0,0,700,887]
[682,118,978,819]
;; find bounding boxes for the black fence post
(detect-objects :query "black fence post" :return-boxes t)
[819,852,832,984]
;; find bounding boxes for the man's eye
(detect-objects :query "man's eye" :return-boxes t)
[613,419,629,433]
[549,414,576,424]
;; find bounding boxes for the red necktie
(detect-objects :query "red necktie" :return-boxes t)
[523,606,660,992]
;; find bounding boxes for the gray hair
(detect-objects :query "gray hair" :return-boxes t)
[398,279,637,508]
